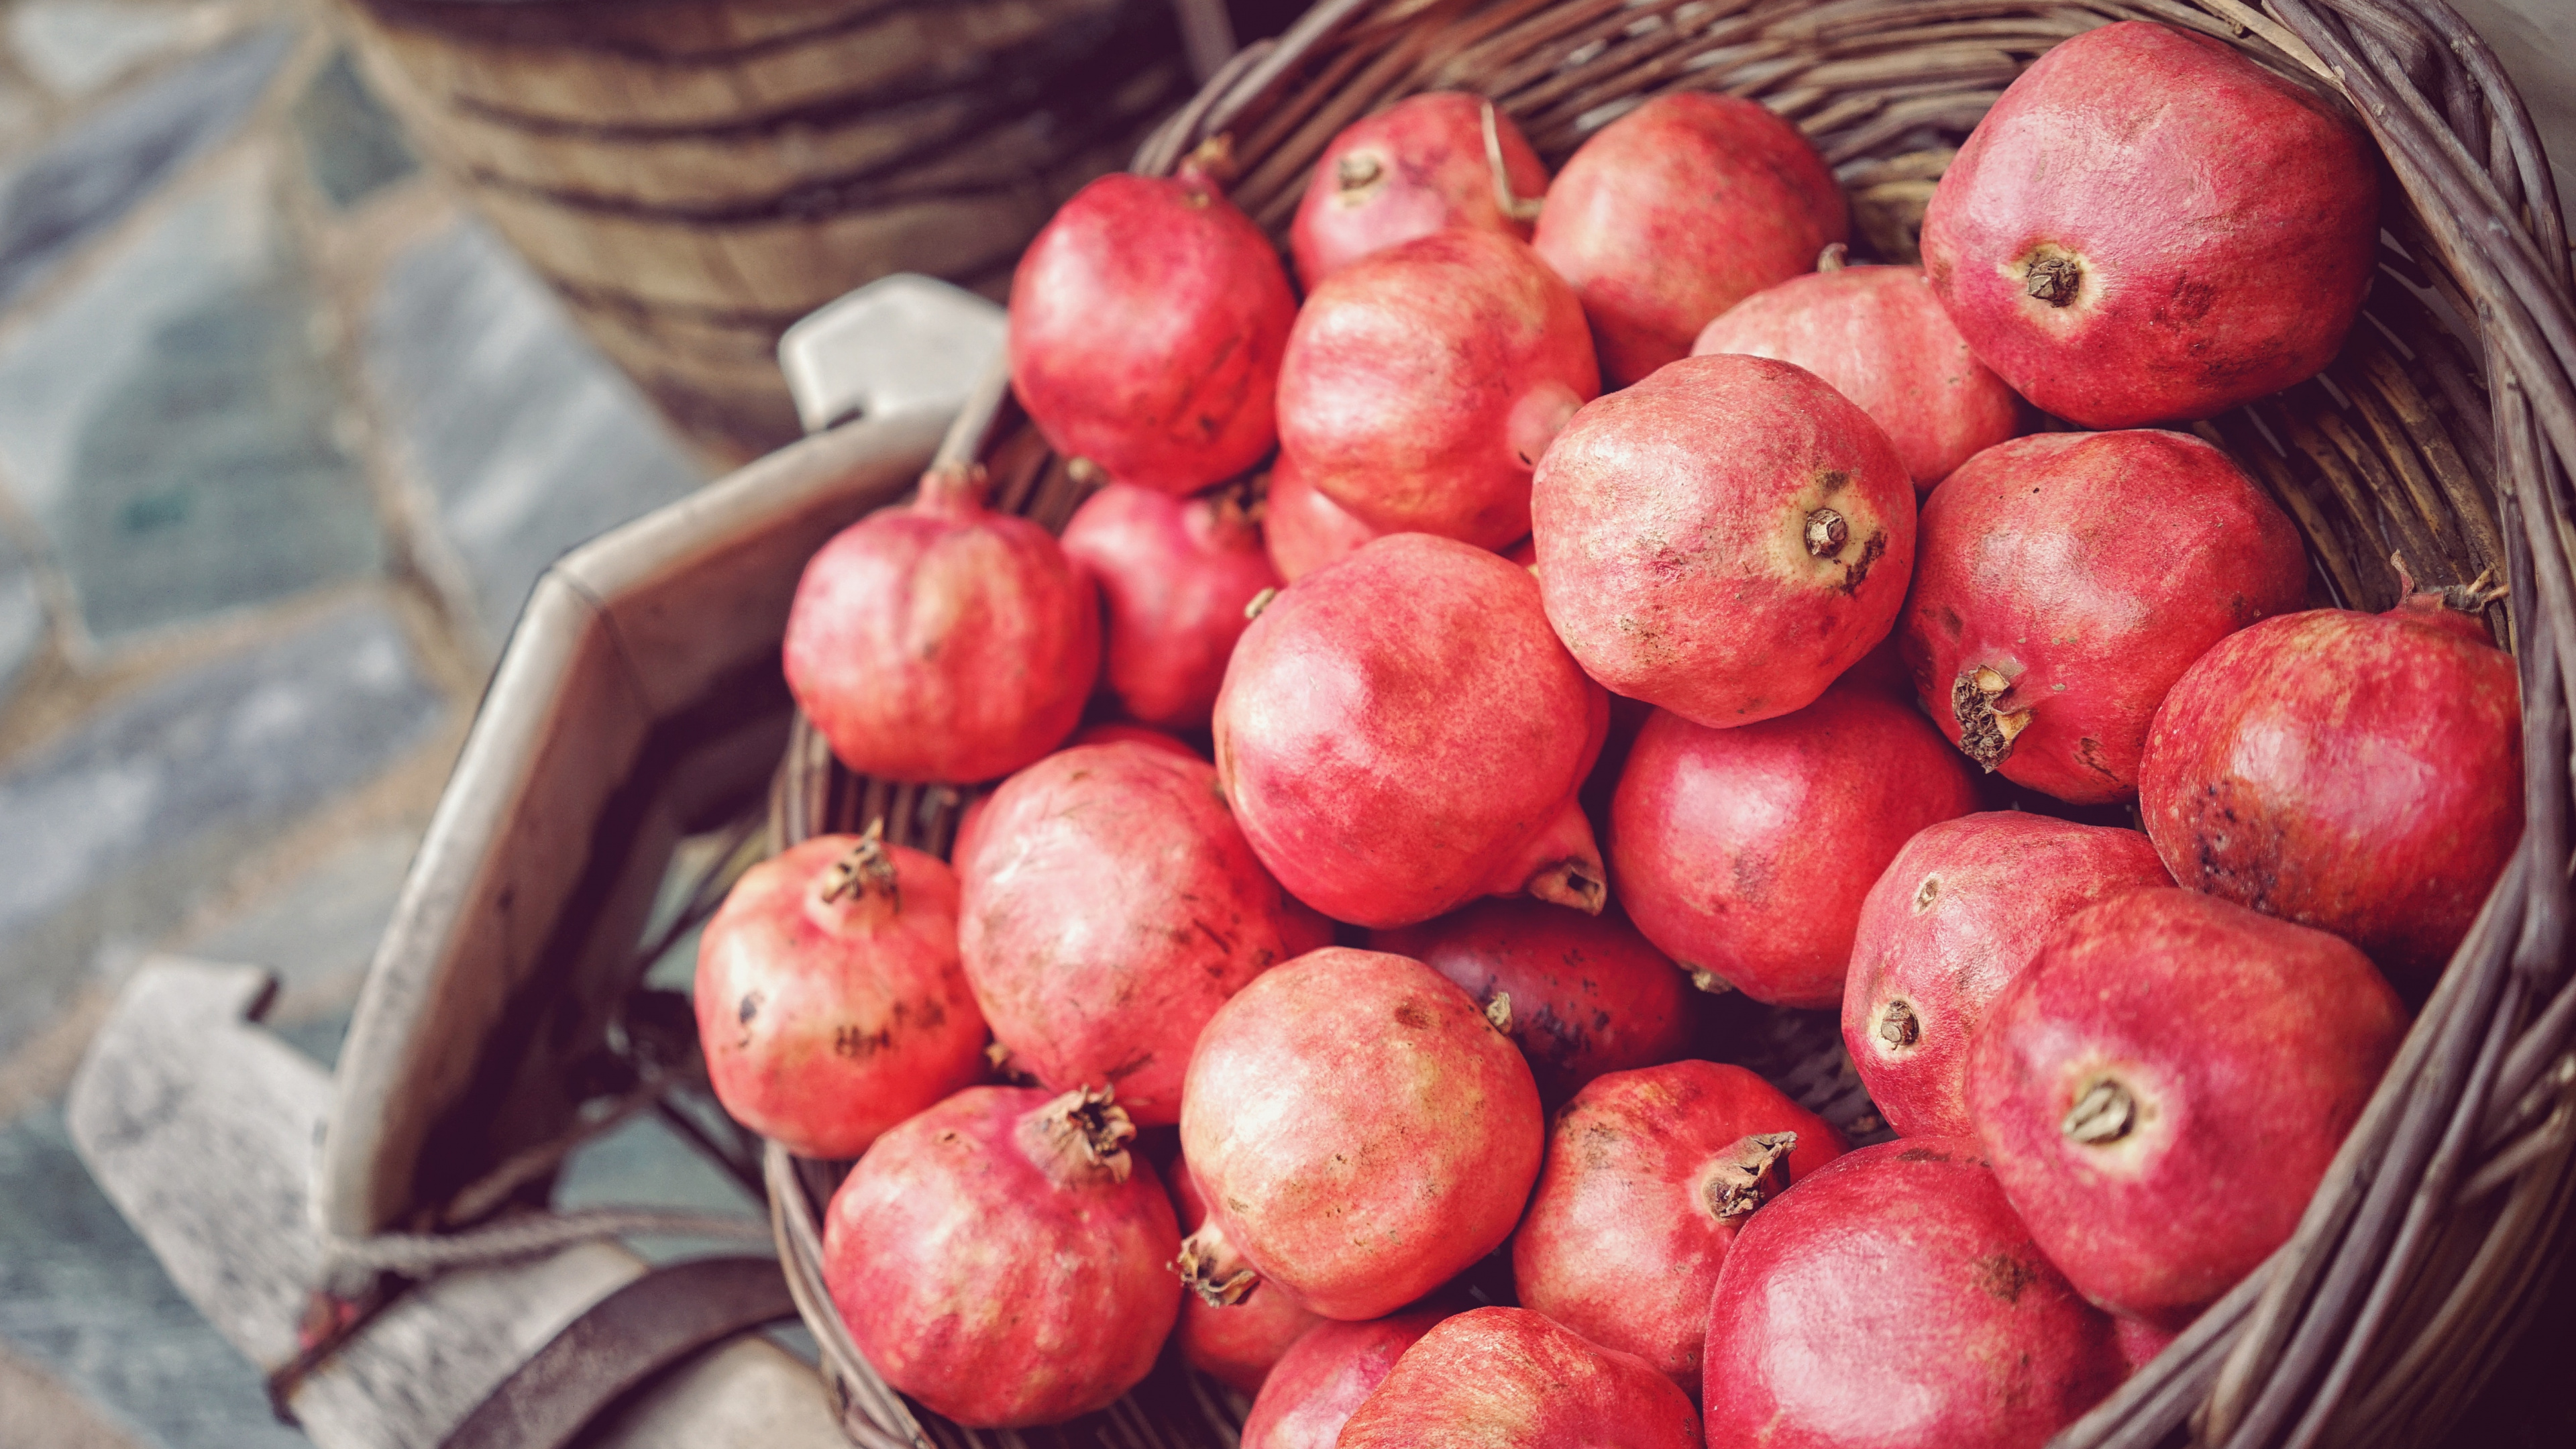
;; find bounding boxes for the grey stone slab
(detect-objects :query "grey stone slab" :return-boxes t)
[6,0,221,99]
[290,48,417,210]
[554,1108,765,1265]
[0,529,47,709]
[184,825,419,1006]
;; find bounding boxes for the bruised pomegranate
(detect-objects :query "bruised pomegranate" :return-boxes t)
[1843,813,2171,1140]
[1240,1306,1452,1449]
[1260,450,1383,583]
[1968,888,2406,1324]
[1703,1139,2125,1448]
[821,1086,1181,1426]
[1899,429,2308,804]
[1338,1307,1704,1448]
[1511,1061,1847,1393]
[1215,533,1609,929]
[1920,21,2378,428]
[1290,91,1549,287]
[1171,1153,1323,1395]
[1277,227,1599,548]
[1010,167,1297,493]
[1061,480,1280,731]
[2139,592,2523,987]
[1534,354,1914,727]
[1533,93,1847,386]
[784,465,1097,783]
[957,741,1329,1127]
[1178,948,1543,1319]
[1611,683,1981,1007]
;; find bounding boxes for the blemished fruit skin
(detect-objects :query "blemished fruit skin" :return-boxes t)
[955,741,1330,1128]
[1177,949,1544,1320]
[1690,264,2022,491]
[1278,228,1600,549]
[1214,533,1610,930]
[1610,684,1983,1008]
[1510,1061,1848,1395]
[1532,354,1916,729]
[1170,1155,1323,1395]
[1843,813,2172,1140]
[2139,596,2524,988]
[1260,449,1384,583]
[1533,92,1847,387]
[1290,91,1550,288]
[1060,481,1280,732]
[1967,888,2406,1325]
[694,833,987,1160]
[820,1086,1182,1428]
[1337,1307,1706,1448]
[1898,429,2310,804]
[1919,21,2379,429]
[784,468,1099,784]
[1238,1307,1452,1449]
[1702,1139,2126,1449]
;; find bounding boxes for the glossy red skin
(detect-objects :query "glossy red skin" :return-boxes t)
[1240,1308,1450,1449]
[957,742,1330,1127]
[1367,899,1693,1105]
[1534,93,1847,387]
[1510,1061,1847,1394]
[1703,1139,2125,1448]
[1214,534,1609,929]
[1260,450,1384,583]
[1277,228,1599,548]
[1691,265,2021,490]
[820,1087,1182,1427]
[1061,482,1280,731]
[2115,1316,2180,1375]
[1920,22,2379,428]
[1290,91,1550,288]
[2139,599,2524,987]
[1179,949,1544,1319]
[1968,888,2406,1324]
[1610,684,1982,1008]
[1533,354,1916,728]
[1900,430,2308,804]
[1171,1156,1323,1395]
[1338,1307,1705,1448]
[1843,813,2171,1140]
[784,480,1097,784]
[1010,171,1297,494]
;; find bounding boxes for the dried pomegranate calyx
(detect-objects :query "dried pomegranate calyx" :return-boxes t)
[1172,1222,1260,1306]
[1707,1132,1799,1219]
[1030,1086,1136,1183]
[2061,1078,2137,1145]
[1952,665,2035,771]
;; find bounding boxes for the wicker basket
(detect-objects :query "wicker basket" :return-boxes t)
[758,3,2576,1446]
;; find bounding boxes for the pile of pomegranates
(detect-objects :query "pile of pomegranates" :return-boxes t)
[692,19,2525,1442]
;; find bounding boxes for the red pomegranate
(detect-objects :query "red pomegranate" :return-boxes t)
[1511,1061,1847,1393]
[1338,1307,1705,1448]
[2139,592,2524,987]
[1533,92,1847,386]
[783,465,1098,783]
[1532,354,1915,728]
[1919,21,2379,428]
[1240,1307,1452,1449]
[1898,429,2309,804]
[1968,888,2406,1324]
[1069,720,1200,757]
[1843,813,2171,1140]
[1260,450,1384,584]
[956,741,1330,1128]
[821,1086,1181,1427]
[2116,1316,2180,1375]
[1061,480,1280,731]
[1277,227,1599,549]
[1178,948,1544,1320]
[1214,533,1609,929]
[1290,91,1550,287]
[1611,683,1982,1008]
[1703,1139,2125,1448]
[1690,261,2021,490]
[1171,1154,1324,1395]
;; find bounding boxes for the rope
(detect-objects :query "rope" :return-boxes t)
[321,1208,772,1286]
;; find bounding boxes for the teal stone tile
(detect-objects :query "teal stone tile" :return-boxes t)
[289,49,416,211]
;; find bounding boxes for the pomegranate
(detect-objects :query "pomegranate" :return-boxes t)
[783,464,1097,783]
[2116,1316,2180,1375]
[1611,682,1982,1008]
[1532,354,1915,728]
[1919,21,2379,428]
[957,741,1330,1127]
[1690,261,2021,490]
[1898,429,2308,804]
[1844,813,2171,1140]
[1533,92,1847,386]
[1260,450,1384,583]
[1290,91,1549,288]
[1240,1307,1451,1449]
[1214,533,1609,929]
[1703,1139,2125,1448]
[1177,948,1544,1319]
[1277,227,1599,549]
[820,1086,1181,1426]
[2139,591,2524,987]
[1511,1061,1847,1393]
[1069,720,1200,757]
[1171,1153,1324,1395]
[1338,1307,1704,1448]
[1968,888,2406,1324]
[1061,480,1280,731]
